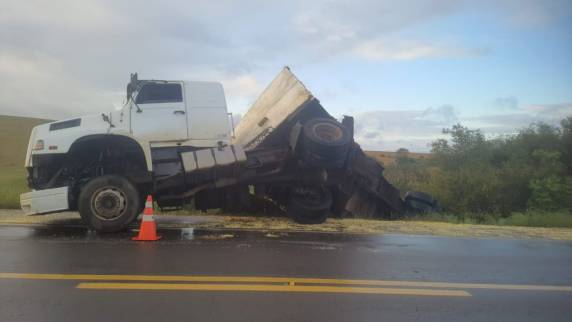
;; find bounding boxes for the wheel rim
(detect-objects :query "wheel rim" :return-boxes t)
[91,186,127,221]
[312,123,343,143]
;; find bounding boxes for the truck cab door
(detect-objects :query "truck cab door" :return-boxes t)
[130,81,188,142]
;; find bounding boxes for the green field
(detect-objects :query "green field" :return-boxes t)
[0,115,51,208]
[0,167,28,208]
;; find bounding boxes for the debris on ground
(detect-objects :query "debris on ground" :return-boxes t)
[1,209,571,240]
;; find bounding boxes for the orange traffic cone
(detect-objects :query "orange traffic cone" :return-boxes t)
[132,195,162,241]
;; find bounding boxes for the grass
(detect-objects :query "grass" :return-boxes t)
[500,212,572,228]
[410,211,572,228]
[187,215,572,240]
[0,115,51,167]
[0,115,51,208]
[0,166,28,208]
[1,209,571,240]
[169,206,572,229]
[0,115,49,208]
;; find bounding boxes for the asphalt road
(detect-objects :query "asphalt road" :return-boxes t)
[0,224,571,322]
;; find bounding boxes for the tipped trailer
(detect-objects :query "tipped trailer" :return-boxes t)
[20,67,432,232]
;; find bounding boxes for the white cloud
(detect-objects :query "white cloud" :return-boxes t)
[289,0,472,60]
[417,105,459,124]
[354,105,459,151]
[354,102,572,152]
[294,12,357,47]
[0,0,123,32]
[0,1,272,118]
[501,0,572,27]
[0,0,569,123]
[220,74,264,114]
[494,96,519,110]
[0,51,108,118]
[524,103,572,120]
[353,39,489,61]
[221,75,263,102]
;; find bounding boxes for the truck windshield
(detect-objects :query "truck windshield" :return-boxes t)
[136,83,182,104]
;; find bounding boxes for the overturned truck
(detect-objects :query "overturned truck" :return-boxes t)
[20,67,434,232]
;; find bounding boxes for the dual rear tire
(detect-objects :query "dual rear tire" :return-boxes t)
[300,118,352,168]
[287,186,332,224]
[288,118,349,224]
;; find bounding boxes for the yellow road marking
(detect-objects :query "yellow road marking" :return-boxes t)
[1,273,571,292]
[76,282,470,297]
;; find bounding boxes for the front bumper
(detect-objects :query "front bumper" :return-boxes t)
[20,186,69,215]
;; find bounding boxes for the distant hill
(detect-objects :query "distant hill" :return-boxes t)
[0,115,51,167]
[365,150,430,166]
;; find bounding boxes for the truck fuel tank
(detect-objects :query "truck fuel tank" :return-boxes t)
[180,145,247,172]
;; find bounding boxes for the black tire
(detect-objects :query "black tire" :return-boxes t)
[301,118,351,166]
[78,175,141,232]
[287,186,332,224]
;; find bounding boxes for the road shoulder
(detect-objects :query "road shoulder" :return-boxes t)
[1,209,571,241]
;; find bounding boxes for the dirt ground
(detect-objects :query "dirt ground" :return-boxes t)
[1,209,571,240]
[191,215,572,240]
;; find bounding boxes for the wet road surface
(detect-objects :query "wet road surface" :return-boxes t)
[0,224,571,322]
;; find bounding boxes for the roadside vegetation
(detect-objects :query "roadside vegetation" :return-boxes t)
[0,115,50,208]
[0,167,28,208]
[405,211,572,228]
[385,116,572,228]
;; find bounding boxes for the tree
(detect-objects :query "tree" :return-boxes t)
[386,118,572,214]
[561,117,572,175]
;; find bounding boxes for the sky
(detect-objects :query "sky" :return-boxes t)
[1,0,571,151]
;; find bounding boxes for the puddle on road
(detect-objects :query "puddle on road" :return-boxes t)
[180,228,194,240]
[0,226,35,240]
[0,224,382,245]
[198,233,235,241]
[265,232,289,238]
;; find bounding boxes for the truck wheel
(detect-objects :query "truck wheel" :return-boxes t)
[301,118,351,166]
[78,175,141,233]
[287,186,332,224]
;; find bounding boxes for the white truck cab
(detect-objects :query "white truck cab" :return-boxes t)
[21,74,234,219]
[127,77,230,146]
[24,75,232,170]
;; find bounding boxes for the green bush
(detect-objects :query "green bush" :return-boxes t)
[500,211,572,228]
[386,116,572,219]
[528,176,563,211]
[410,210,572,228]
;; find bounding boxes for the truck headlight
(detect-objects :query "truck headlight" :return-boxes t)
[33,139,45,151]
